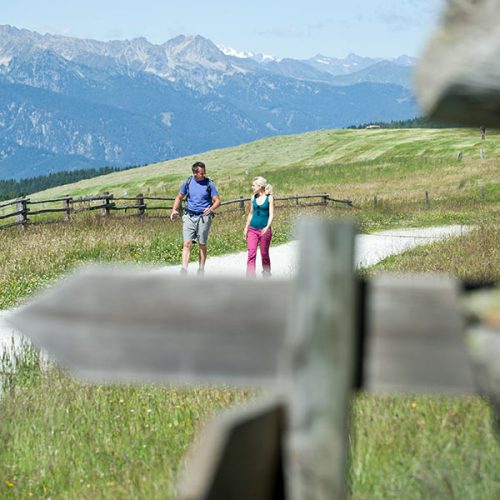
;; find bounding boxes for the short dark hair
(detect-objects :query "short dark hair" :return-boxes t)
[192,161,206,173]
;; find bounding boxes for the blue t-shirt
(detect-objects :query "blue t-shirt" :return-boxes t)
[180,177,218,213]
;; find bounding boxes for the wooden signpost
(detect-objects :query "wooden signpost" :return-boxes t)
[415,0,500,127]
[7,219,499,499]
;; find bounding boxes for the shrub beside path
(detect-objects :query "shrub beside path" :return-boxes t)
[0,225,470,353]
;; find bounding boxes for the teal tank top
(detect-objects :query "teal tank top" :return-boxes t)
[250,195,270,230]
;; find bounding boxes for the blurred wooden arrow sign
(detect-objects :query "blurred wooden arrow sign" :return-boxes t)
[8,266,290,385]
[7,265,478,393]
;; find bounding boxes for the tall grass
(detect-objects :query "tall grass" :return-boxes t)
[350,393,500,499]
[0,351,253,498]
[1,348,499,499]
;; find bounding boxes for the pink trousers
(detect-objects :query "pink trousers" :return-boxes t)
[246,226,272,276]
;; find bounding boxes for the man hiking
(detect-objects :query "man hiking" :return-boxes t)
[170,161,220,275]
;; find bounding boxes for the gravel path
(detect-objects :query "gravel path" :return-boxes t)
[157,224,470,278]
[0,225,470,354]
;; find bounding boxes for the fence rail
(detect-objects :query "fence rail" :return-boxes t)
[0,192,351,229]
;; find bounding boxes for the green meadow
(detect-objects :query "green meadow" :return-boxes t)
[1,128,499,498]
[28,128,499,207]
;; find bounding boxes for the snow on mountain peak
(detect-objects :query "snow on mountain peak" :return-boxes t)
[217,44,254,59]
[216,44,282,63]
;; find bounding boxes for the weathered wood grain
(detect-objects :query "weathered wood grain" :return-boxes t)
[8,268,486,394]
[366,274,476,394]
[179,396,286,500]
[8,267,290,385]
[285,219,357,500]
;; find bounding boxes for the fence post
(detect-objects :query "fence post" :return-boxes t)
[373,195,378,208]
[63,197,72,222]
[322,194,328,206]
[101,192,113,217]
[481,186,485,207]
[16,198,29,227]
[295,194,299,206]
[136,193,146,217]
[425,191,430,209]
[286,219,357,499]
[239,195,245,211]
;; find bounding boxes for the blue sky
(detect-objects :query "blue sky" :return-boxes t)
[2,0,445,59]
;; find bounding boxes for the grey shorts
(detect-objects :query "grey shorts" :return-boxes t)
[182,213,213,245]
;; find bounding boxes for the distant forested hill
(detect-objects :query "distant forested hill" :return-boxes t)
[0,165,138,201]
[349,116,465,129]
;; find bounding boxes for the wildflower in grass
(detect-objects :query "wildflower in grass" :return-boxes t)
[6,480,14,488]
[411,401,417,409]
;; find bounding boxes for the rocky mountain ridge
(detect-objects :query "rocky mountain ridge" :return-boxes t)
[0,25,419,180]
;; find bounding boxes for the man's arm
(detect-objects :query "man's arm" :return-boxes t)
[170,192,185,220]
[203,194,221,215]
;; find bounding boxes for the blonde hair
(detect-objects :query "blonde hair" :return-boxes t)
[253,176,273,196]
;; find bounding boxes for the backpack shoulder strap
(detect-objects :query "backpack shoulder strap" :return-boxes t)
[185,176,193,199]
[206,177,213,202]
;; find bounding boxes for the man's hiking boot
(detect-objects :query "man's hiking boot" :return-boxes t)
[180,267,188,276]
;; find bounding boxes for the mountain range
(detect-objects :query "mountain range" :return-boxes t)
[0,25,419,180]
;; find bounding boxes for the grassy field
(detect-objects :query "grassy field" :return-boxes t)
[19,128,499,208]
[2,330,499,499]
[0,127,499,498]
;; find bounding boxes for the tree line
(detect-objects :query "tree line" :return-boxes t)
[347,115,464,129]
[0,165,140,201]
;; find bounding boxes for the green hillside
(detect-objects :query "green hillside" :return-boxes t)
[31,128,500,206]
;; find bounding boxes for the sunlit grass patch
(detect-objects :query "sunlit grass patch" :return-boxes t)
[0,346,253,498]
[368,224,500,282]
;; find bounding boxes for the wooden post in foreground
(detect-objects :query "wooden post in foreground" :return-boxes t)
[285,219,357,500]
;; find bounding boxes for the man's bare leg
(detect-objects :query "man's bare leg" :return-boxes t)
[198,244,207,271]
[182,240,193,270]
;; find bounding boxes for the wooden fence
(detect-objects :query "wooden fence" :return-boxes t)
[7,219,500,499]
[0,192,351,230]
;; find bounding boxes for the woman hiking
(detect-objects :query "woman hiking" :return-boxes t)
[243,176,274,278]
